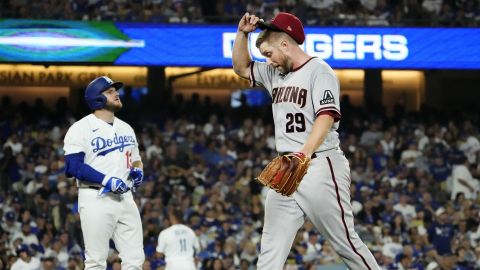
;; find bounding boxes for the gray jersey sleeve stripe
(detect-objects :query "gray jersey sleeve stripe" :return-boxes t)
[249,61,256,87]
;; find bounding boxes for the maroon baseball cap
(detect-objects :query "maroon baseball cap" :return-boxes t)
[258,12,305,45]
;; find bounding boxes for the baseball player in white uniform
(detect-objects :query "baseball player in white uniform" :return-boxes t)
[63,76,145,270]
[232,12,381,269]
[156,208,200,270]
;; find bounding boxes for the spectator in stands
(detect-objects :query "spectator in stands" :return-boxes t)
[10,244,41,270]
[10,223,39,248]
[318,240,341,265]
[429,155,450,190]
[2,0,479,26]
[400,142,423,168]
[393,194,417,224]
[1,211,20,236]
[39,255,58,270]
[458,131,480,166]
[451,155,479,200]
[360,121,383,147]
[3,134,22,156]
[428,207,454,255]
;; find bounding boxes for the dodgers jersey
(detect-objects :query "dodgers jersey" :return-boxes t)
[63,114,141,184]
[157,224,200,264]
[249,57,341,153]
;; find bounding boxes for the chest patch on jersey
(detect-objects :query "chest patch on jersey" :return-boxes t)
[320,90,335,105]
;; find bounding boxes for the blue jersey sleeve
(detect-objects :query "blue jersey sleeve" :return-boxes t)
[65,152,105,185]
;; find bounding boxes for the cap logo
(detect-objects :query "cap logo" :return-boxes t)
[287,26,292,31]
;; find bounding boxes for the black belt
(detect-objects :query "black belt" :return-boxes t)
[88,186,101,190]
[279,152,317,159]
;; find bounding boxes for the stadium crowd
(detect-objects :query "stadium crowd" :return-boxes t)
[0,91,479,270]
[0,0,479,27]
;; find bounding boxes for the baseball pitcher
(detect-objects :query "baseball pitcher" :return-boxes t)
[63,76,145,269]
[232,12,381,269]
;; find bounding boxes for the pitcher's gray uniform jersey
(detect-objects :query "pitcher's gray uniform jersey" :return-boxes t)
[250,58,380,270]
[250,57,341,153]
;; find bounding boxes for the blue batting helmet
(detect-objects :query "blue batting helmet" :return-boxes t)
[84,76,123,110]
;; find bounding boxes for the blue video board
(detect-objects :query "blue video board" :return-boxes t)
[0,19,479,69]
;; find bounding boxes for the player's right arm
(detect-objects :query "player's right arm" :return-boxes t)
[232,12,261,79]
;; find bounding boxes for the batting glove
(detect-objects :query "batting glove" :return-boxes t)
[99,177,129,195]
[129,167,144,188]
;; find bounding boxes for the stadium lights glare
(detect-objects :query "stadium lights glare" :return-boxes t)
[0,37,145,48]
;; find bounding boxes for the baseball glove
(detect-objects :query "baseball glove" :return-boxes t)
[256,152,311,196]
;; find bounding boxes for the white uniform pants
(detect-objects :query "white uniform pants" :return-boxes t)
[257,149,380,270]
[78,189,144,270]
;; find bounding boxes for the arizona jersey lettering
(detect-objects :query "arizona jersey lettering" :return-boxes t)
[250,57,341,153]
[271,86,308,107]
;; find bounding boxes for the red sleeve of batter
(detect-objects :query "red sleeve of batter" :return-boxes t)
[316,107,341,122]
